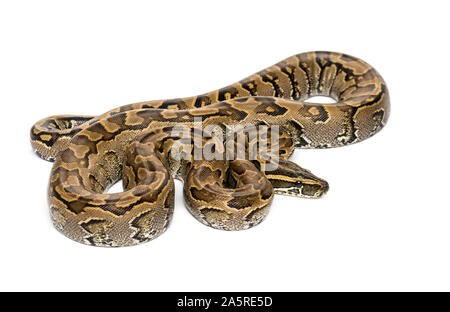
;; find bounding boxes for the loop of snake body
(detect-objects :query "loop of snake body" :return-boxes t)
[30,51,390,247]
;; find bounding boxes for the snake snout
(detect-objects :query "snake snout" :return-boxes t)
[295,178,328,198]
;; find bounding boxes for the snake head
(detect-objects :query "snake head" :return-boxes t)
[262,160,329,199]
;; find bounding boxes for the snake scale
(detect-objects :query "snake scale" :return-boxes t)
[30,51,390,247]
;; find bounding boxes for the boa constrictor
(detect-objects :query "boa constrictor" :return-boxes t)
[30,51,390,247]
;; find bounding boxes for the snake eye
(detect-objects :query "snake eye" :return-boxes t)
[295,180,303,186]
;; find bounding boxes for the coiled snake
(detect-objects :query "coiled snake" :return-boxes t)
[30,51,390,247]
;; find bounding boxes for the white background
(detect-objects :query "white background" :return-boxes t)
[1,0,449,291]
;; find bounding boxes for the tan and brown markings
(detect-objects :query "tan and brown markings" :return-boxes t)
[31,51,390,247]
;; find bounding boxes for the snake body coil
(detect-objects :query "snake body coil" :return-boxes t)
[31,51,390,247]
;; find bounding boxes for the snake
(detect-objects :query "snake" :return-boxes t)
[30,51,390,247]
